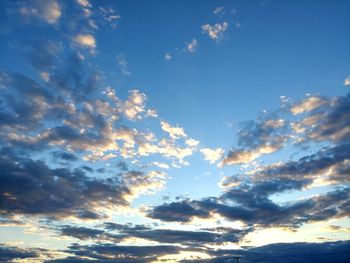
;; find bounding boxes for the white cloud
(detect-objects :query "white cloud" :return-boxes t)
[344,75,350,86]
[19,0,61,24]
[220,143,282,166]
[187,38,198,53]
[40,72,50,82]
[202,22,228,41]
[291,96,327,115]
[185,138,200,147]
[73,34,96,48]
[161,121,187,139]
[200,148,224,164]
[165,53,172,60]
[152,162,170,169]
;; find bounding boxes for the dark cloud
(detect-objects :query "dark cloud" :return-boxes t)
[51,151,78,162]
[58,223,250,246]
[148,186,349,229]
[0,245,40,261]
[182,240,350,263]
[64,243,181,262]
[304,93,350,143]
[147,199,212,223]
[59,226,106,240]
[0,151,130,220]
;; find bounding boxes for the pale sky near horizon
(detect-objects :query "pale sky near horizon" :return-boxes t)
[0,0,350,262]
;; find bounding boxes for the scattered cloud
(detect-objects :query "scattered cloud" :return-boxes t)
[165,53,172,60]
[291,96,327,115]
[200,148,224,164]
[202,22,229,41]
[76,0,91,8]
[213,7,225,16]
[73,34,96,48]
[187,38,198,53]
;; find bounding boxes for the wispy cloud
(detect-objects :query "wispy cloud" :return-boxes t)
[116,53,132,75]
[344,74,350,85]
[187,38,198,52]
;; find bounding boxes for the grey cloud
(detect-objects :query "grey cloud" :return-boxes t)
[148,186,349,229]
[58,223,250,246]
[0,244,40,262]
[65,243,181,262]
[182,240,350,263]
[0,151,130,220]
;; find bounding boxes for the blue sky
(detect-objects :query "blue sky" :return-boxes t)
[0,0,350,262]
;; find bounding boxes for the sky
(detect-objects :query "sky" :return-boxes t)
[0,0,350,262]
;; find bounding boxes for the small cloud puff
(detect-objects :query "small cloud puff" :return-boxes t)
[187,38,198,53]
[344,75,350,86]
[74,34,96,48]
[202,22,228,42]
[164,53,172,60]
[19,0,62,24]
[161,121,187,139]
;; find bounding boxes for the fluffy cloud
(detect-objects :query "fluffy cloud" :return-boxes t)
[117,54,132,76]
[161,121,187,139]
[73,34,96,48]
[200,148,224,164]
[19,0,62,24]
[202,22,228,41]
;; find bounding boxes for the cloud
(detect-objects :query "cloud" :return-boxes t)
[183,240,350,263]
[185,138,200,147]
[344,75,350,85]
[161,121,187,139]
[0,245,40,262]
[51,150,78,162]
[220,117,288,166]
[76,0,91,8]
[213,7,225,16]
[187,38,198,52]
[220,143,282,166]
[146,109,158,118]
[19,0,62,24]
[202,22,228,41]
[291,96,328,115]
[0,151,130,220]
[200,148,224,164]
[164,53,172,60]
[123,90,146,120]
[73,34,96,48]
[148,185,349,229]
[116,54,132,75]
[58,223,249,246]
[60,243,181,262]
